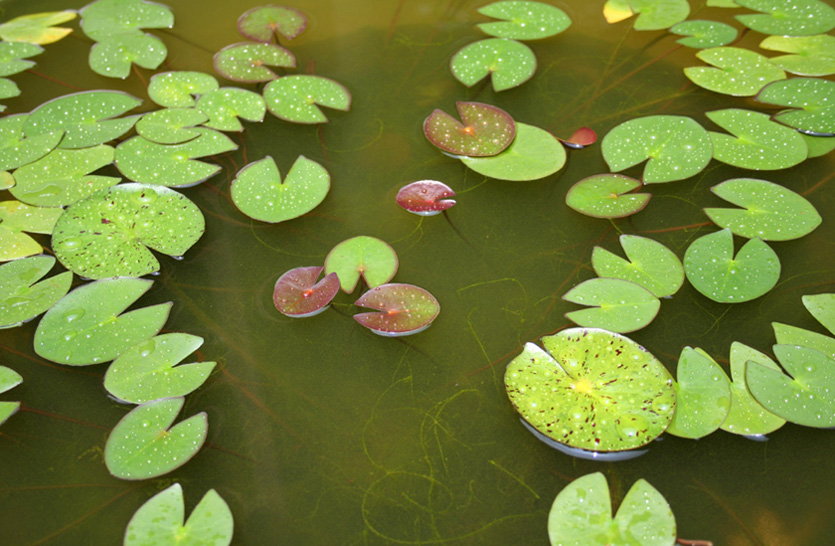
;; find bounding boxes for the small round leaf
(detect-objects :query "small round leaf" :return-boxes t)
[324,236,398,293]
[148,71,219,108]
[395,180,456,216]
[263,75,351,124]
[238,5,306,41]
[563,278,661,333]
[565,174,650,218]
[476,1,571,40]
[669,20,738,48]
[353,283,440,337]
[273,266,339,318]
[449,38,536,92]
[756,77,835,136]
[459,122,565,181]
[213,42,295,83]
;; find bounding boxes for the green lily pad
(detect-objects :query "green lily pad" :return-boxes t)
[0,41,43,77]
[231,155,330,223]
[803,133,835,157]
[720,342,786,436]
[684,47,786,97]
[603,0,690,31]
[237,5,306,42]
[195,87,266,132]
[0,365,22,426]
[353,283,441,337]
[52,183,205,279]
[565,174,650,218]
[601,115,712,183]
[666,347,731,439]
[707,0,739,7]
[115,129,238,187]
[24,90,142,149]
[136,108,209,144]
[756,77,835,136]
[704,178,821,241]
[760,34,835,76]
[148,71,219,108]
[124,483,233,546]
[476,1,571,40]
[213,42,295,83]
[706,108,808,170]
[10,145,119,207]
[505,328,676,452]
[449,38,536,91]
[263,75,351,124]
[548,473,676,546]
[0,78,20,101]
[34,277,170,366]
[563,278,661,333]
[774,322,835,360]
[460,122,565,181]
[0,200,63,262]
[324,236,398,293]
[423,101,516,157]
[0,114,63,171]
[0,10,77,45]
[669,20,738,48]
[0,256,72,329]
[735,0,835,36]
[104,333,216,404]
[105,396,207,480]
[592,234,684,297]
[0,171,14,190]
[89,32,167,79]
[683,229,780,303]
[803,294,835,335]
[80,0,174,42]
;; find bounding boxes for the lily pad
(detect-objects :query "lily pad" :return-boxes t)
[0,11,77,45]
[804,134,835,157]
[0,172,14,190]
[756,77,835,136]
[565,174,650,218]
[707,0,739,6]
[449,38,536,92]
[476,1,571,40]
[803,293,835,335]
[52,183,205,279]
[720,342,786,436]
[34,277,170,366]
[0,78,20,103]
[104,333,217,404]
[105,396,207,480]
[263,75,351,124]
[505,328,676,452]
[684,47,786,97]
[563,278,661,333]
[0,365,22,426]
[459,122,565,181]
[124,483,234,546]
[734,0,835,36]
[0,200,63,261]
[603,0,690,30]
[591,234,684,298]
[148,71,219,108]
[273,266,340,318]
[423,101,516,157]
[395,180,456,216]
[213,42,295,83]
[353,283,440,337]
[80,0,174,42]
[706,108,808,170]
[231,155,330,223]
[196,87,267,132]
[558,126,597,149]
[237,5,306,42]
[0,255,72,329]
[0,114,63,172]
[666,347,731,439]
[0,41,43,77]
[324,236,398,293]
[136,108,208,144]
[601,115,712,183]
[774,322,835,360]
[683,229,780,303]
[89,32,167,79]
[669,20,738,48]
[760,34,835,76]
[704,178,821,241]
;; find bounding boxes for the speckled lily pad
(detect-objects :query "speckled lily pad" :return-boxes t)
[563,278,661,333]
[720,342,786,437]
[804,293,835,335]
[603,0,690,30]
[774,322,835,360]
[684,47,786,97]
[0,114,63,171]
[263,75,351,124]
[706,108,808,170]
[196,87,266,131]
[0,366,22,426]
[669,20,738,48]
[324,236,398,293]
[238,5,306,42]
[423,101,516,157]
[0,11,77,45]
[148,71,219,108]
[565,174,650,218]
[0,41,43,77]
[89,32,167,79]
[459,122,565,181]
[0,200,63,261]
[80,0,174,42]
[666,347,731,439]
[135,108,208,144]
[449,38,536,92]
[273,266,340,318]
[734,0,835,36]
[395,180,456,216]
[353,283,440,337]
[213,42,295,83]
[756,77,835,136]
[0,255,72,329]
[476,1,571,40]
[760,34,835,76]
[592,234,684,298]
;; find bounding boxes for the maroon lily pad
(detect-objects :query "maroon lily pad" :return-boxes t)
[423,101,515,157]
[395,180,456,216]
[273,266,339,318]
[353,283,440,337]
[559,126,598,149]
[238,5,307,42]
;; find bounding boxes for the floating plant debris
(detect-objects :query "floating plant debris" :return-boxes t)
[263,74,351,123]
[475,1,571,40]
[324,236,398,293]
[563,277,661,333]
[665,347,731,439]
[423,101,516,157]
[557,126,597,149]
[272,266,340,318]
[0,10,77,45]
[565,174,650,218]
[353,283,440,337]
[0,255,72,329]
[238,5,306,42]
[720,342,786,436]
[213,42,295,83]
[591,234,684,298]
[459,122,565,181]
[395,180,456,216]
[449,38,536,92]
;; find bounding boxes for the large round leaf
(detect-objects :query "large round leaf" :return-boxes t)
[684,47,786,97]
[706,108,808,170]
[353,283,440,337]
[760,34,835,76]
[665,347,731,439]
[734,0,835,36]
[324,236,398,293]
[423,101,516,157]
[591,234,684,298]
[476,1,571,40]
[720,342,786,436]
[565,174,650,218]
[449,38,536,92]
[0,255,72,328]
[563,278,661,333]
[237,5,306,41]
[263,75,351,124]
[459,122,565,181]
[756,77,835,136]
[213,42,295,83]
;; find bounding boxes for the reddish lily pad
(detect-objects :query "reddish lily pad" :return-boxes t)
[395,180,456,216]
[424,101,515,157]
[558,126,597,149]
[213,42,295,83]
[238,5,307,42]
[353,283,440,337]
[273,266,340,318]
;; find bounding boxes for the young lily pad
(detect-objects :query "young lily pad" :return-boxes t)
[592,234,684,298]
[104,333,217,404]
[459,122,565,181]
[505,328,676,453]
[80,0,174,42]
[24,90,142,149]
[476,1,571,40]
[563,278,661,333]
[0,114,63,172]
[803,294,835,335]
[395,180,456,216]
[669,20,738,49]
[124,483,234,546]
[565,174,650,218]
[89,32,167,79]
[34,277,170,366]
[10,145,119,207]
[684,47,786,97]
[720,342,786,436]
[136,108,208,144]
[734,0,835,36]
[0,11,77,45]
[0,200,63,261]
[601,115,712,183]
[756,77,835,136]
[558,126,597,149]
[324,236,398,293]
[760,34,835,76]
[548,473,676,546]
[231,155,330,223]
[273,266,340,318]
[213,42,295,83]
[774,322,835,360]
[263,75,351,124]
[423,101,516,157]
[353,283,440,337]
[683,229,780,303]
[0,41,43,77]
[195,87,266,131]
[603,0,690,30]
[666,347,731,439]
[449,38,536,92]
[238,5,306,42]
[0,256,72,329]
[52,183,205,279]
[704,178,821,241]
[706,108,808,170]
[0,366,22,426]
[105,396,207,480]
[148,71,219,108]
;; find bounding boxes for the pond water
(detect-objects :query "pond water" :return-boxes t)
[1,0,835,544]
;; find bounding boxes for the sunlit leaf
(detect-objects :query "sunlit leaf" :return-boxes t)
[273,266,339,318]
[80,0,174,42]
[735,0,835,36]
[802,133,835,157]
[684,46,786,96]
[774,322,835,360]
[0,114,63,171]
[803,293,835,336]
[136,108,208,144]
[395,180,456,216]
[424,101,516,157]
[0,200,63,262]
[563,278,660,333]
[760,34,835,76]
[0,365,22,426]
[756,77,835,136]
[603,0,634,24]
[706,108,808,170]
[450,38,536,92]
[0,78,20,102]
[476,1,571,40]
[237,5,306,42]
[720,342,786,436]
[0,41,43,77]
[0,11,77,45]
[263,75,351,124]
[0,172,13,190]
[460,122,565,181]
[148,71,219,108]
[213,42,295,83]
[89,32,167,79]
[0,256,72,329]
[669,20,738,48]
[565,174,650,218]
[353,283,440,337]
[324,236,398,293]
[603,0,690,30]
[196,87,266,131]
[666,347,731,439]
[591,234,684,297]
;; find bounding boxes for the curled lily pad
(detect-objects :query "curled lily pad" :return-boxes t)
[684,47,786,97]
[196,87,266,132]
[423,101,516,157]
[80,0,174,42]
[263,75,351,124]
[476,1,571,40]
[563,278,661,333]
[0,256,72,329]
[804,293,835,335]
[0,41,43,77]
[603,0,690,30]
[34,277,170,366]
[734,0,835,36]
[592,234,684,298]
[105,396,207,480]
[353,283,440,337]
[238,5,306,42]
[669,20,738,48]
[0,200,63,262]
[761,34,835,76]
[666,347,731,439]
[706,108,808,170]
[505,328,676,453]
[460,122,565,181]
[213,42,295,83]
[273,266,340,318]
[136,108,208,144]
[565,174,650,218]
[148,71,219,108]
[756,77,835,136]
[0,11,77,45]
[0,114,63,171]
[449,38,536,92]
[89,32,167,79]
[0,366,22,426]
[395,180,456,216]
[324,236,398,293]
[558,126,597,149]
[720,342,786,436]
